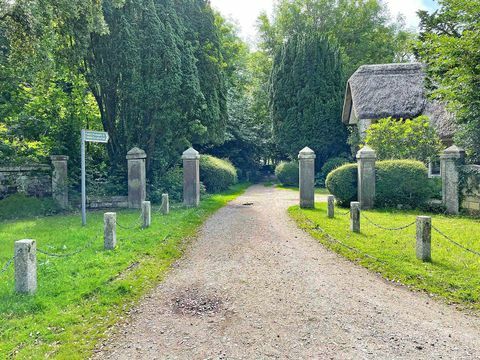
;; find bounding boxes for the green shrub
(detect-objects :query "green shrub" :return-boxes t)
[151,166,184,203]
[317,157,350,187]
[275,161,299,186]
[325,163,357,206]
[326,160,432,208]
[200,155,238,193]
[0,194,62,220]
[376,160,431,208]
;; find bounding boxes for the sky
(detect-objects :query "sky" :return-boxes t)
[210,0,439,44]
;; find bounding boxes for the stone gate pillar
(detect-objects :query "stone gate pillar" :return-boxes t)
[298,147,316,209]
[441,145,465,215]
[126,147,147,209]
[50,155,69,209]
[357,146,376,210]
[182,147,200,207]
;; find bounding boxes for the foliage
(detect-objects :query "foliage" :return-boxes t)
[275,161,299,187]
[365,116,444,164]
[325,163,357,206]
[416,0,480,162]
[270,33,347,167]
[259,0,412,76]
[0,194,62,220]
[376,160,431,208]
[0,184,248,358]
[318,156,350,187]
[290,203,480,310]
[200,155,238,193]
[275,161,299,186]
[151,166,184,203]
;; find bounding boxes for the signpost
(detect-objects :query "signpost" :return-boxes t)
[81,130,109,226]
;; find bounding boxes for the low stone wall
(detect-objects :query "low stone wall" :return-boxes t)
[87,196,129,209]
[0,165,51,200]
[461,165,480,214]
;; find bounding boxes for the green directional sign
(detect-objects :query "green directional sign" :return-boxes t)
[84,130,109,143]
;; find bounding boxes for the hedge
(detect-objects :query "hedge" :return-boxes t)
[200,155,238,193]
[275,161,299,186]
[318,157,350,187]
[326,160,432,208]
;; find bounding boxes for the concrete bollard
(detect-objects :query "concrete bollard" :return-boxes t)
[350,202,360,233]
[160,193,170,215]
[327,195,335,218]
[104,212,117,250]
[142,201,151,228]
[298,147,316,209]
[15,239,37,294]
[416,216,431,262]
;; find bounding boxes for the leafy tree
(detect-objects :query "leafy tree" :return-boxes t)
[364,116,443,164]
[270,33,347,167]
[416,0,480,162]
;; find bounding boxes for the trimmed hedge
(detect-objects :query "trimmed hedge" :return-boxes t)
[275,161,299,186]
[318,157,350,187]
[200,155,238,193]
[325,163,357,206]
[326,160,432,208]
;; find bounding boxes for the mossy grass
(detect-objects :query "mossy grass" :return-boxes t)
[289,203,480,311]
[0,183,249,358]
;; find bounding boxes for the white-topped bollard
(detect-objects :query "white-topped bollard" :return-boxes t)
[298,147,316,209]
[161,193,170,215]
[142,201,151,228]
[416,216,431,262]
[350,202,360,233]
[104,212,117,250]
[15,239,37,294]
[327,195,335,218]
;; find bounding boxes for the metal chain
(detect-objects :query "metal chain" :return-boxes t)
[432,225,480,258]
[116,213,143,230]
[37,235,99,258]
[339,210,350,216]
[361,213,416,231]
[0,256,15,274]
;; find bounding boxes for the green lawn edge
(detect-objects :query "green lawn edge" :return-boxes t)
[0,183,249,359]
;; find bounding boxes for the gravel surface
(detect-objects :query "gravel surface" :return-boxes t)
[94,185,480,359]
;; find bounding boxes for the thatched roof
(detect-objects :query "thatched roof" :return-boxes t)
[342,63,456,141]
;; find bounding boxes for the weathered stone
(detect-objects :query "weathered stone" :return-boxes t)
[14,239,37,294]
[142,201,151,229]
[182,148,200,207]
[160,193,170,215]
[327,195,335,218]
[441,145,465,215]
[350,201,360,233]
[298,147,316,209]
[126,147,147,209]
[357,146,376,210]
[416,216,431,262]
[104,212,117,250]
[51,155,69,208]
[0,165,51,200]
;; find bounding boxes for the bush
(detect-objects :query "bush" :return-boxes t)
[0,194,62,220]
[317,157,350,187]
[326,160,432,208]
[376,160,431,208]
[200,155,238,193]
[151,166,184,203]
[275,161,299,186]
[325,163,357,206]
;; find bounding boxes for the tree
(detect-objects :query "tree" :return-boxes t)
[270,33,347,167]
[364,116,443,164]
[416,0,480,162]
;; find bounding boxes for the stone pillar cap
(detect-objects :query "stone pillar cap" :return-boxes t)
[50,155,69,161]
[441,145,465,159]
[356,146,376,159]
[298,147,316,159]
[126,147,147,160]
[182,147,200,160]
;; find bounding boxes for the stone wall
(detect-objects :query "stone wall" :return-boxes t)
[87,196,129,209]
[460,165,480,214]
[0,165,51,200]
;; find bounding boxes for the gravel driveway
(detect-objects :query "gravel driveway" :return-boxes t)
[94,185,480,359]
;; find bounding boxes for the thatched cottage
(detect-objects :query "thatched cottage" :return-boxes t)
[342,63,455,146]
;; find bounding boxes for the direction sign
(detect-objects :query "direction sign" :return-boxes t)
[84,130,109,143]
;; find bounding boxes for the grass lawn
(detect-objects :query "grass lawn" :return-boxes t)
[289,203,480,310]
[0,183,248,359]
